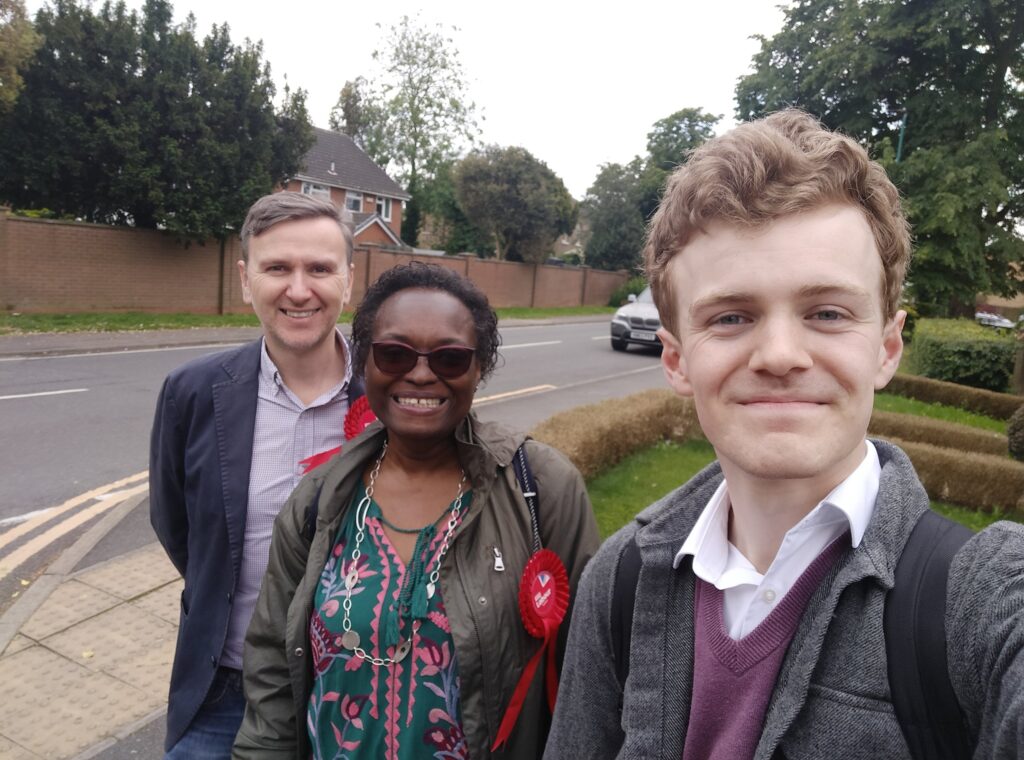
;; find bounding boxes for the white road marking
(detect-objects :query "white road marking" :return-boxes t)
[0,470,148,552]
[500,341,561,350]
[591,335,609,340]
[0,483,148,582]
[474,385,557,405]
[0,343,246,363]
[0,388,88,400]
[0,507,55,529]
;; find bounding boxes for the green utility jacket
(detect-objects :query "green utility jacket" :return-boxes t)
[233,414,600,759]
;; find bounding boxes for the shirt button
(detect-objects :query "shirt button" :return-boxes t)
[763,589,777,603]
[294,647,304,657]
[478,596,488,606]
[210,655,217,667]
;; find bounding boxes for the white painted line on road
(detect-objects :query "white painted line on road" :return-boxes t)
[473,364,662,408]
[591,335,609,340]
[501,341,561,350]
[0,388,88,400]
[0,482,148,582]
[0,343,246,362]
[0,470,148,553]
[0,507,54,529]
[474,385,557,405]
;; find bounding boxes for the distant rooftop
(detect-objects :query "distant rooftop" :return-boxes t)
[295,127,411,201]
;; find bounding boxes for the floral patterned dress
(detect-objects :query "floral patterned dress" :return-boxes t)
[307,481,472,760]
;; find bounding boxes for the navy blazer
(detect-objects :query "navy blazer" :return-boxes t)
[149,338,363,751]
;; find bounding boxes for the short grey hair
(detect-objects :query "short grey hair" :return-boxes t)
[240,191,354,264]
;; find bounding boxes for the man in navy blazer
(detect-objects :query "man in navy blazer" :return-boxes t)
[150,192,365,758]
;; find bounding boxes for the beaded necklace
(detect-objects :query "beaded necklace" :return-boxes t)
[340,441,467,666]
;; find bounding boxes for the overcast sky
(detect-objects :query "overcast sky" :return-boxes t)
[26,0,791,198]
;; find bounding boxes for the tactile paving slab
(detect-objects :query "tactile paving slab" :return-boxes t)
[74,543,180,601]
[0,734,41,759]
[0,646,163,758]
[0,636,33,657]
[42,604,176,692]
[20,580,122,641]
[130,578,183,626]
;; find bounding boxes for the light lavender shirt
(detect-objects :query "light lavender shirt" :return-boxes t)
[221,332,353,668]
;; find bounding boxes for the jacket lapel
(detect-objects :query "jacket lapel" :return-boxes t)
[212,339,262,581]
[754,441,928,758]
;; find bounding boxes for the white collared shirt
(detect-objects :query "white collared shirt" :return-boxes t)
[674,441,881,640]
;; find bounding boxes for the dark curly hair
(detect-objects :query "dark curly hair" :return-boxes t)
[351,262,501,381]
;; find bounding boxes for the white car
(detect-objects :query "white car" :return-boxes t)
[975,311,1015,329]
[610,286,663,351]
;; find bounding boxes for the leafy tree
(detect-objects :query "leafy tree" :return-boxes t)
[736,0,1024,315]
[0,0,312,243]
[454,145,577,263]
[330,15,478,245]
[582,108,719,271]
[581,161,647,272]
[0,0,40,115]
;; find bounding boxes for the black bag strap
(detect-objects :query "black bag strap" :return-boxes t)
[512,443,542,553]
[885,509,973,760]
[611,534,642,690]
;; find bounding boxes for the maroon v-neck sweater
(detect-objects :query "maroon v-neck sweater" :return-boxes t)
[681,533,849,760]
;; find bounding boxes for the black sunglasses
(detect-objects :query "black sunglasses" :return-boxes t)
[371,341,477,379]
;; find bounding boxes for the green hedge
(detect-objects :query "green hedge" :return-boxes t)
[911,319,1016,392]
[533,390,1024,516]
[884,373,1024,421]
[608,275,647,307]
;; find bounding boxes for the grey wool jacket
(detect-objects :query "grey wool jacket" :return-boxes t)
[544,440,1024,760]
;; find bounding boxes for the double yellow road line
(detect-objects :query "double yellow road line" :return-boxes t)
[0,471,148,583]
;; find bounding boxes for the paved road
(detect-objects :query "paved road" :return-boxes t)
[0,321,664,522]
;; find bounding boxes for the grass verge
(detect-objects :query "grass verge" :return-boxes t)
[874,392,1006,434]
[0,306,613,335]
[587,439,1020,539]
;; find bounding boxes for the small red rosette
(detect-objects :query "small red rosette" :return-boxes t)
[492,549,569,751]
[344,396,377,440]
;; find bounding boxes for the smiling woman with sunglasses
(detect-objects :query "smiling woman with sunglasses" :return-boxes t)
[234,262,600,760]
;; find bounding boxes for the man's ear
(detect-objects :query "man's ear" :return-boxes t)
[658,327,694,398]
[237,260,252,305]
[874,309,906,390]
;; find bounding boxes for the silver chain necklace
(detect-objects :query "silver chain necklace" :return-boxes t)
[340,441,467,666]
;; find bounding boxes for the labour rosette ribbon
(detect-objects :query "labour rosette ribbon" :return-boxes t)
[298,397,378,474]
[492,548,569,751]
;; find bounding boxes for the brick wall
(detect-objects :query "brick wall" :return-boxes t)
[0,215,627,313]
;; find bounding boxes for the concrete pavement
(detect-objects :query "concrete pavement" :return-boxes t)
[0,314,612,759]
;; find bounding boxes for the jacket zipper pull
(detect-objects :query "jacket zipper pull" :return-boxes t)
[492,546,505,572]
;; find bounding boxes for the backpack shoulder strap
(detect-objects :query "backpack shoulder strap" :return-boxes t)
[611,534,642,691]
[885,508,973,760]
[512,443,542,553]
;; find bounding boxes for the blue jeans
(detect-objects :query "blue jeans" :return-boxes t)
[165,667,245,759]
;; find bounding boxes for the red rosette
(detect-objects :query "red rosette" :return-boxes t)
[344,396,377,440]
[493,549,570,751]
[518,548,569,637]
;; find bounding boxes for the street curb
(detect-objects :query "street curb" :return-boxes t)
[0,315,611,359]
[69,707,166,760]
[0,490,147,655]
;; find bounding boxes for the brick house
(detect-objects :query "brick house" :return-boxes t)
[280,127,411,247]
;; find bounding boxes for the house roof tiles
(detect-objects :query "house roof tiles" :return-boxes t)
[295,127,411,201]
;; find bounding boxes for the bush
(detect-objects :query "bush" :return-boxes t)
[1009,405,1024,461]
[884,373,1024,421]
[889,437,1024,514]
[900,302,919,344]
[869,410,1006,457]
[530,389,701,479]
[608,275,647,307]
[911,318,1016,392]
